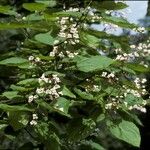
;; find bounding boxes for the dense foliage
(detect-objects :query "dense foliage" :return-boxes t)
[0,0,150,149]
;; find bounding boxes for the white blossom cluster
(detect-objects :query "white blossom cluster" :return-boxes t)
[30,113,38,126]
[57,10,79,45]
[105,95,147,113]
[133,27,146,33]
[28,74,63,104]
[87,7,102,22]
[36,74,63,100]
[28,55,41,63]
[115,40,150,65]
[129,104,146,113]
[101,71,119,80]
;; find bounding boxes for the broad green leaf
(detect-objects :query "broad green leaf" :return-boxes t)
[8,111,29,130]
[67,118,96,142]
[0,5,17,15]
[0,23,36,30]
[102,16,137,29]
[0,104,33,112]
[109,120,141,147]
[54,97,71,115]
[0,57,28,66]
[76,55,114,72]
[2,91,19,99]
[82,140,105,150]
[124,94,144,106]
[62,86,76,98]
[35,33,56,45]
[126,63,150,73]
[36,0,57,7]
[80,32,100,49]
[74,88,94,100]
[10,85,28,92]
[23,3,47,12]
[93,1,128,10]
[25,13,44,21]
[17,78,38,86]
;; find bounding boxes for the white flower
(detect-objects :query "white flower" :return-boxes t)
[141,78,147,84]
[49,51,55,57]
[58,107,64,112]
[101,72,107,77]
[30,120,37,125]
[54,40,59,45]
[32,114,38,120]
[28,95,34,103]
[36,88,44,94]
[35,57,41,62]
[28,56,34,61]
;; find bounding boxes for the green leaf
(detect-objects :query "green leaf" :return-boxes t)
[0,104,33,112]
[8,111,29,130]
[80,32,100,49]
[109,120,141,147]
[62,86,76,98]
[54,97,71,115]
[17,78,38,86]
[74,88,94,100]
[36,0,57,7]
[35,33,56,45]
[2,91,19,99]
[93,1,128,10]
[76,55,114,72]
[67,118,96,142]
[0,23,36,30]
[0,57,28,66]
[81,140,105,150]
[0,5,17,15]
[126,63,150,73]
[23,3,47,12]
[10,85,28,92]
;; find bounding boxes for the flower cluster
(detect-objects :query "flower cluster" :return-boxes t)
[27,74,63,104]
[28,56,41,63]
[133,27,146,33]
[36,74,63,100]
[30,114,38,125]
[58,15,79,45]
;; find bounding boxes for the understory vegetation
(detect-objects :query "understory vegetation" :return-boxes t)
[0,0,150,149]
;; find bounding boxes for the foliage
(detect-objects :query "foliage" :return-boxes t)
[0,0,149,149]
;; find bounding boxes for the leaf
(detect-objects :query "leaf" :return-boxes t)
[126,63,150,73]
[0,104,33,112]
[54,97,71,115]
[10,85,28,92]
[0,5,17,16]
[35,33,56,45]
[62,86,76,98]
[17,78,38,86]
[80,32,100,49]
[36,0,57,7]
[67,118,96,142]
[109,120,141,147]
[76,55,114,72]
[74,88,94,100]
[2,91,19,99]
[0,57,28,66]
[23,3,47,12]
[8,111,29,130]
[0,23,36,30]
[93,1,128,10]
[81,140,105,150]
